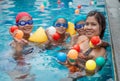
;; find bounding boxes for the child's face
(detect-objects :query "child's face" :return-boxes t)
[17,16,33,35]
[55,18,67,34]
[75,21,85,35]
[84,16,101,39]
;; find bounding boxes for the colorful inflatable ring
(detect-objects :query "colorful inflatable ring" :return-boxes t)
[29,27,48,43]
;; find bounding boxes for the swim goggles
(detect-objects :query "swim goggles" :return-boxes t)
[16,20,33,26]
[54,23,68,28]
[75,24,85,29]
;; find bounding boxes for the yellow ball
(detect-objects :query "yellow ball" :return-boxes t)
[67,49,78,60]
[85,60,96,71]
[89,41,94,48]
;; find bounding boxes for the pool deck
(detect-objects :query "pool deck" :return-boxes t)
[105,0,120,81]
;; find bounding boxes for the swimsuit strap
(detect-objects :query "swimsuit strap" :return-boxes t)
[84,48,93,56]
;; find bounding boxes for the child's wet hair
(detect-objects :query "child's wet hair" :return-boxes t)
[86,11,106,39]
[52,15,68,26]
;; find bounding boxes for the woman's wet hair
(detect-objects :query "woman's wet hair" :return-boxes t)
[86,11,106,39]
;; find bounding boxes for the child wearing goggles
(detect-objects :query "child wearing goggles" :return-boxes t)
[45,15,70,47]
[9,12,36,81]
[70,15,86,46]
[10,12,34,58]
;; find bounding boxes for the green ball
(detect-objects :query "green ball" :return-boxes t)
[95,56,105,67]
[43,1,47,7]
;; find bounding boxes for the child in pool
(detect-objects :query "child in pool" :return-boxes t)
[45,15,70,47]
[9,12,35,81]
[10,12,34,59]
[70,15,86,46]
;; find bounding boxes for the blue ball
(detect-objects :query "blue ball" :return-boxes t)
[57,52,67,62]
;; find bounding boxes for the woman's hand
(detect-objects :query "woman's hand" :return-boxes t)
[78,53,86,59]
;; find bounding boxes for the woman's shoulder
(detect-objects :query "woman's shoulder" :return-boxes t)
[90,47,106,59]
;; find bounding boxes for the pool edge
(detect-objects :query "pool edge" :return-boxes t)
[105,0,120,81]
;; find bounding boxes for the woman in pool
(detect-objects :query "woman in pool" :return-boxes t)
[45,15,70,47]
[65,11,110,80]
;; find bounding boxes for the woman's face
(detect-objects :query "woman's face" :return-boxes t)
[55,18,67,34]
[75,21,85,35]
[84,16,101,39]
[18,16,33,35]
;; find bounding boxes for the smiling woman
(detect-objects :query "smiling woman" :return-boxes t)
[84,11,106,39]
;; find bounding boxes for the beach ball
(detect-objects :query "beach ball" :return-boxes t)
[75,9,80,15]
[90,0,94,5]
[60,2,64,8]
[77,5,81,9]
[69,59,76,63]
[14,30,24,40]
[67,49,78,60]
[95,56,105,67]
[57,0,61,4]
[47,26,56,35]
[10,26,18,33]
[90,36,101,45]
[43,0,47,7]
[52,32,60,41]
[40,4,44,12]
[72,44,80,52]
[69,2,73,7]
[86,60,96,71]
[89,41,94,48]
[57,52,67,62]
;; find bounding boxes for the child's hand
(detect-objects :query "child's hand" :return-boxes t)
[14,38,28,45]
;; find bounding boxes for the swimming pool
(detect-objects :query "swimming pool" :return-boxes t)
[0,0,115,81]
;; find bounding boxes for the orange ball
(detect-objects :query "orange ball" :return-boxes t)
[67,49,78,60]
[14,30,24,40]
[75,9,80,14]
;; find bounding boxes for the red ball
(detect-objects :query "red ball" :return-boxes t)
[77,5,81,9]
[72,44,80,52]
[90,36,101,45]
[57,0,61,4]
[10,26,18,33]
[52,32,60,41]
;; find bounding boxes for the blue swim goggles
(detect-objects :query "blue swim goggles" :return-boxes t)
[16,20,33,26]
[54,23,68,28]
[75,24,85,29]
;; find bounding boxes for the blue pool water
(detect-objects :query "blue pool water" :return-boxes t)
[0,0,115,81]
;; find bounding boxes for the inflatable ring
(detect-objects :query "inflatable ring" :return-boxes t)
[29,27,48,43]
[66,22,76,36]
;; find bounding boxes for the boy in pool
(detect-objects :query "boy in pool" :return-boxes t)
[45,15,70,47]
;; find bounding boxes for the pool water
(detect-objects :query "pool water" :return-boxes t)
[0,0,115,81]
